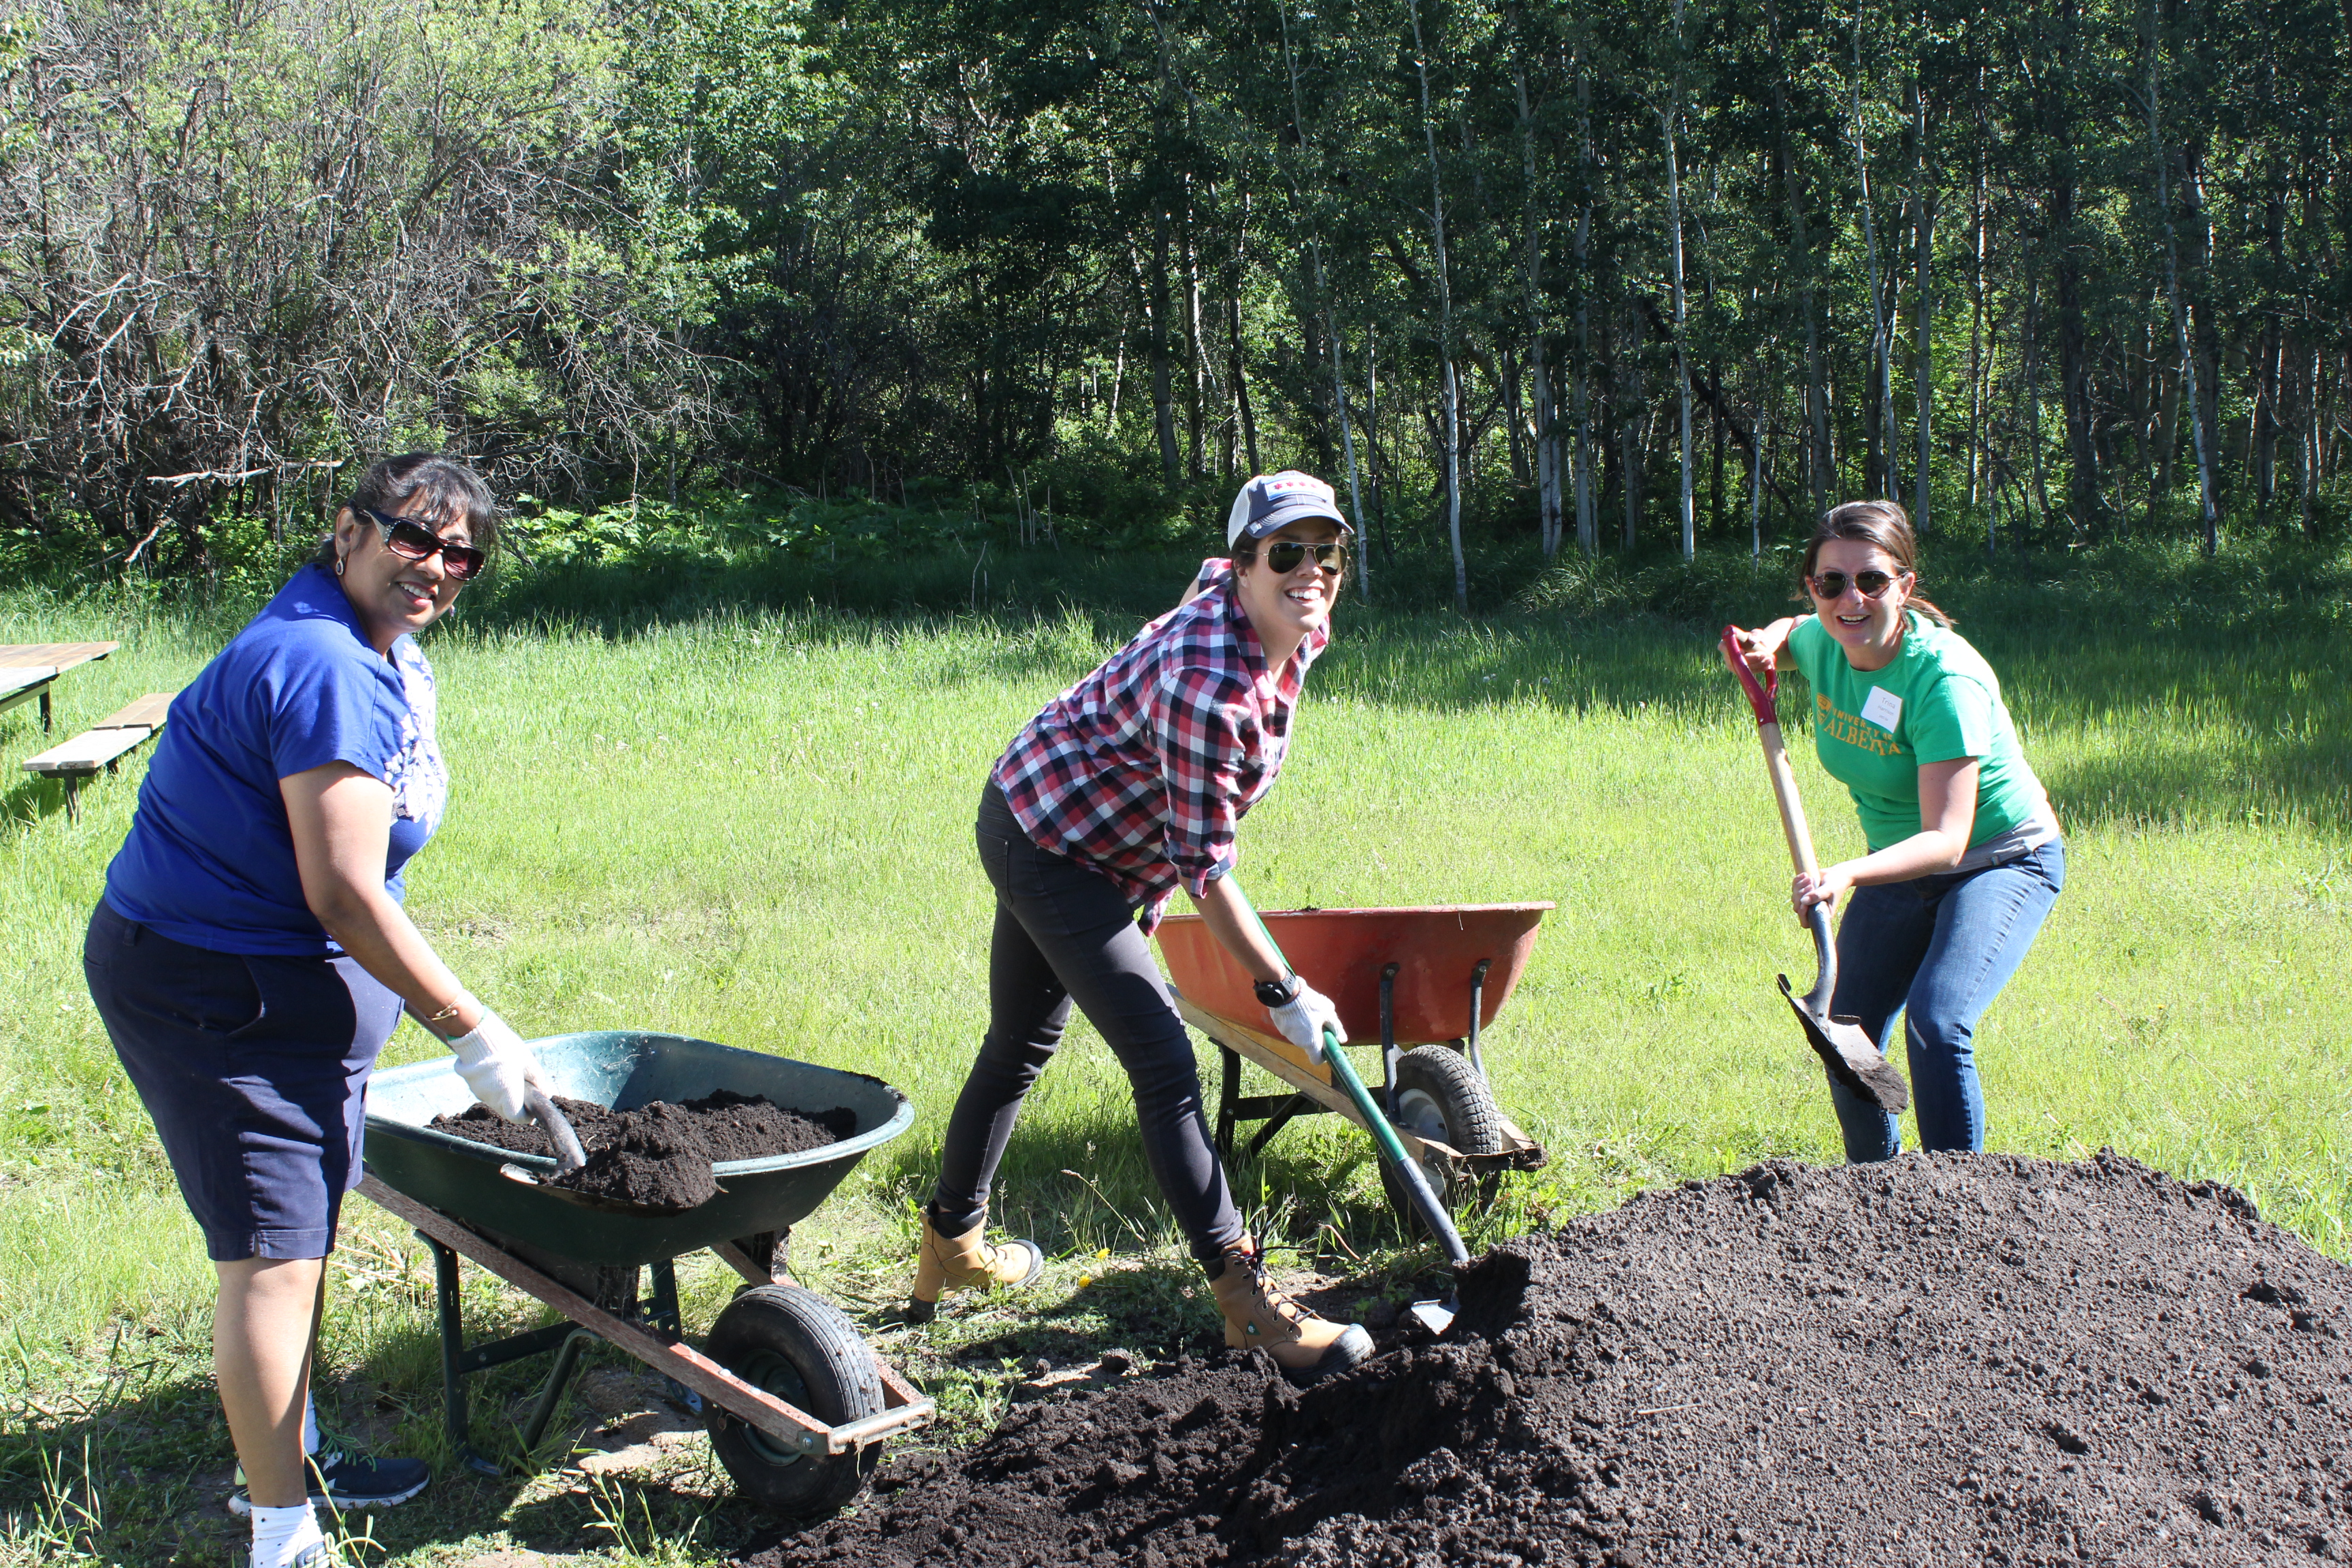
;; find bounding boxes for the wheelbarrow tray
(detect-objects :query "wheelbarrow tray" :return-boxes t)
[1156,902,1553,1044]
[365,1030,914,1267]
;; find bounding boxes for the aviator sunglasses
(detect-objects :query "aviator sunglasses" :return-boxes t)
[360,507,486,581]
[1807,567,1906,601]
[1258,539,1349,576]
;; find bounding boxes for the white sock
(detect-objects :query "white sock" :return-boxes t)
[248,1501,323,1568]
[302,1393,321,1457]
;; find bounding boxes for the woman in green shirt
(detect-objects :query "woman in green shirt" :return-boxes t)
[1730,500,2063,1161]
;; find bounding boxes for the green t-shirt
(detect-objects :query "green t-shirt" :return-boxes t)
[1787,611,2046,853]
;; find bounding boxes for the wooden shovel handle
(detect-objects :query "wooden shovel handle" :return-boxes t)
[1720,627,1820,879]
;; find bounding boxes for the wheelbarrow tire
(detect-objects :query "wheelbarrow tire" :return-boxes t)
[1378,1045,1505,1236]
[705,1285,885,1517]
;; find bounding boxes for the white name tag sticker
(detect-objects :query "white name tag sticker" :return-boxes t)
[1861,685,1904,732]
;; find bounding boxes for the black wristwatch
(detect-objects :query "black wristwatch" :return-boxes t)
[1254,975,1301,1009]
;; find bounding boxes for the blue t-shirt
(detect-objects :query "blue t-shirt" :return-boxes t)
[103,564,451,956]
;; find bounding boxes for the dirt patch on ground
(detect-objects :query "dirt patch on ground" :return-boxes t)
[428,1089,854,1208]
[746,1151,2352,1567]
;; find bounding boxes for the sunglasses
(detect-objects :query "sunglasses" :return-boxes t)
[1257,539,1349,576]
[361,508,485,581]
[1808,568,1905,601]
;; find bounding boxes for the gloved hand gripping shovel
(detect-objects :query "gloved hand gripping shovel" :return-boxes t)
[1717,628,1910,1115]
[1228,886,1471,1335]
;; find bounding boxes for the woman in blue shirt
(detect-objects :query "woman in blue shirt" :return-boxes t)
[85,456,539,1568]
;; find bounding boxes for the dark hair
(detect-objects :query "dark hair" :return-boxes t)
[311,455,500,572]
[1797,500,1952,627]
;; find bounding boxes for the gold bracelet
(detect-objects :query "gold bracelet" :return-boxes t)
[423,1000,465,1028]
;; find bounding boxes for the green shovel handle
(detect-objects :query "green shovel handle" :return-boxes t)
[1230,890,1472,1267]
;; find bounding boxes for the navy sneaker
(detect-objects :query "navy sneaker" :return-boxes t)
[227,1452,430,1515]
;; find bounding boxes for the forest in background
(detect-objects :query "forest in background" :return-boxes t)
[0,0,2345,602]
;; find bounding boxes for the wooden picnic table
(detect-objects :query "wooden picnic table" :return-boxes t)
[0,642,120,734]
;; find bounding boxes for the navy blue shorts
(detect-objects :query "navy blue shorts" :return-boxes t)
[84,902,404,1262]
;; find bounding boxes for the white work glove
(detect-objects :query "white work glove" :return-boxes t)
[446,998,536,1121]
[1267,979,1347,1062]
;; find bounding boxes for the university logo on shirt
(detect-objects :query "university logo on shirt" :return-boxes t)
[1815,692,1902,757]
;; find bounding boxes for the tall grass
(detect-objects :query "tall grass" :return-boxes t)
[0,536,2345,1561]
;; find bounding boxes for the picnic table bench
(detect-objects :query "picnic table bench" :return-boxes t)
[0,642,120,734]
[22,691,177,821]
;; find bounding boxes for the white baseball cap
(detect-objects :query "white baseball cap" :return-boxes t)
[1224,471,1352,546]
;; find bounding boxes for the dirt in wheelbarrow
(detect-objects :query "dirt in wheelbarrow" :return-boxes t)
[427,1089,855,1209]
[745,1151,2352,1567]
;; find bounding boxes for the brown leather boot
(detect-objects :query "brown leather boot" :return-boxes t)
[906,1209,1045,1322]
[1207,1238,1373,1385]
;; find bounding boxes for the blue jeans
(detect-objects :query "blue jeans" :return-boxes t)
[1827,839,2065,1162]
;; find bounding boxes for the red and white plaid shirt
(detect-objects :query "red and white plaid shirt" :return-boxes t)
[992,558,1329,932]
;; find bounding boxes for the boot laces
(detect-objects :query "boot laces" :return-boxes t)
[1229,1241,1311,1328]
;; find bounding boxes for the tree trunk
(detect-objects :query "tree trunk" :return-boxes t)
[2024,265,2053,529]
[1852,13,1899,500]
[1324,257,1369,599]
[1149,215,1181,489]
[1182,191,1206,480]
[1766,0,1830,519]
[1621,305,1646,551]
[2304,346,2321,538]
[1712,360,1727,538]
[1968,164,1987,510]
[1228,291,1259,476]
[1514,39,1559,559]
[1663,76,1695,563]
[2145,6,2219,555]
[1407,0,1466,610]
[1750,357,1773,561]
[1912,72,1933,532]
[1574,58,1600,555]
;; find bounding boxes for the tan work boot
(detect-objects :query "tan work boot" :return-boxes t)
[1208,1238,1373,1386]
[906,1209,1045,1323]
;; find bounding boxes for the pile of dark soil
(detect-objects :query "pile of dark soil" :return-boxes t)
[750,1152,2352,1567]
[429,1089,854,1209]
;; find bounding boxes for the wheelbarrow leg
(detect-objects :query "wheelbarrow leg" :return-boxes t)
[1215,1043,1241,1160]
[1379,965,1403,1116]
[1465,958,1492,1080]
[645,1258,705,1416]
[1243,1095,1316,1157]
[424,1235,502,1477]
[518,1328,598,1456]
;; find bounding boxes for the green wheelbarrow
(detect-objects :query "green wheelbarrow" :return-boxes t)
[363,1029,928,1517]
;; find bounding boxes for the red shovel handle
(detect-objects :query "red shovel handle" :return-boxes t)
[1719,625,1779,727]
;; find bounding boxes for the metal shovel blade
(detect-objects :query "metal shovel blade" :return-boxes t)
[1777,904,1910,1114]
[1776,973,1910,1113]
[1406,1299,1457,1336]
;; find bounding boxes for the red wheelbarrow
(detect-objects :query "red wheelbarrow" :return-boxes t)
[1156,904,1552,1229]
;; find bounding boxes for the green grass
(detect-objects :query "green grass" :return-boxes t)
[0,538,2346,1566]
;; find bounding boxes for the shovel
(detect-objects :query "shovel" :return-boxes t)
[1226,885,1469,1336]
[1718,627,1910,1115]
[501,1088,717,1217]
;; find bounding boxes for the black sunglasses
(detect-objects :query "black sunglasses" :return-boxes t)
[1256,539,1349,576]
[360,508,485,581]
[1808,568,1904,601]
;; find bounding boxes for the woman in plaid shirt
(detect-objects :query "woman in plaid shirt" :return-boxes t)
[909,472,1372,1385]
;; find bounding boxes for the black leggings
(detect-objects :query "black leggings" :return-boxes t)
[929,785,1242,1264]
